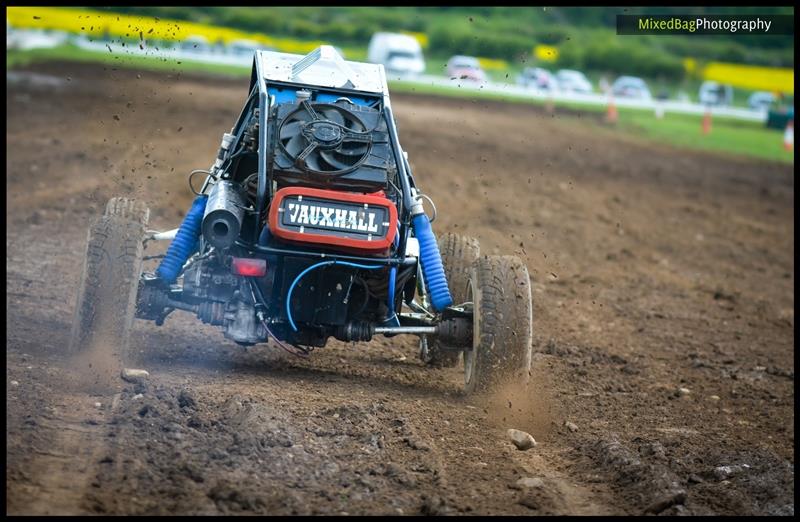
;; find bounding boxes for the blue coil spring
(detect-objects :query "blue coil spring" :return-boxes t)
[155,195,208,283]
[412,213,452,311]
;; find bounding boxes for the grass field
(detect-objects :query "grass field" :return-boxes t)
[618,111,792,164]
[7,44,792,164]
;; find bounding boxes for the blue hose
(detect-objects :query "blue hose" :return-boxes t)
[381,266,401,327]
[286,260,383,332]
[387,266,397,315]
[412,213,452,311]
[155,195,208,283]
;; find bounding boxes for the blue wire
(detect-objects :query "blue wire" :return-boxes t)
[286,260,383,332]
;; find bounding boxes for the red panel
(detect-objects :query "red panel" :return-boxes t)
[268,187,398,254]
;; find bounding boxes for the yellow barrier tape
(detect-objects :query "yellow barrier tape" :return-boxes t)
[702,61,793,94]
[477,57,508,70]
[6,6,330,55]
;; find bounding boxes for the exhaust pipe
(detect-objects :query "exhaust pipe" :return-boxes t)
[202,180,246,249]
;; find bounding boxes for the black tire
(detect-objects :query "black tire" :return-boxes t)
[464,255,533,395]
[68,197,149,365]
[422,232,480,368]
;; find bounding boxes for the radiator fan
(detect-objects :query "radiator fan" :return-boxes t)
[278,100,372,175]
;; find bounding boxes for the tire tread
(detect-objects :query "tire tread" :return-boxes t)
[68,198,149,362]
[465,254,533,394]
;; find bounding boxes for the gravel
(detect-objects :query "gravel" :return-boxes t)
[507,429,537,450]
[121,368,150,383]
[516,477,545,489]
[713,464,751,481]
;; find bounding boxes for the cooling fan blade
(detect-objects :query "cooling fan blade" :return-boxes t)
[320,150,355,171]
[302,151,324,172]
[320,108,346,127]
[279,120,305,142]
[337,140,370,157]
[342,113,367,132]
[284,134,307,157]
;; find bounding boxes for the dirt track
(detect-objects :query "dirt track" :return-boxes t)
[6,62,794,515]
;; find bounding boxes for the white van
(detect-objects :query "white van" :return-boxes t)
[367,32,425,79]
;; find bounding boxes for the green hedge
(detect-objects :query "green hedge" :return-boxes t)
[428,27,533,62]
[557,36,685,80]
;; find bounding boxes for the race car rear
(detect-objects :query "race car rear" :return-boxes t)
[70,46,533,395]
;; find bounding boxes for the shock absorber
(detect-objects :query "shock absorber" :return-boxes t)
[410,191,452,311]
[155,195,208,283]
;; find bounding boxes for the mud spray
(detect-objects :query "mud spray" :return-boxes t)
[478,355,561,441]
[70,322,127,396]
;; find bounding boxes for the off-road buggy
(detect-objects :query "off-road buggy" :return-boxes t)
[69,46,533,394]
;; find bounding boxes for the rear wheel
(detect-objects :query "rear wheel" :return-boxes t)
[422,232,480,367]
[68,197,149,366]
[464,255,533,395]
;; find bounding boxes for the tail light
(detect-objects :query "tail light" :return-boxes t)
[231,257,267,277]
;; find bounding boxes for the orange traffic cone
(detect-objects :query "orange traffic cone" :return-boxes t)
[702,108,712,134]
[606,95,618,124]
[783,120,794,151]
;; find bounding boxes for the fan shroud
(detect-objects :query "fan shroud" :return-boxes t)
[277,101,373,175]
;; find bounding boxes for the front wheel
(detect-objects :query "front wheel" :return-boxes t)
[68,197,149,366]
[464,255,533,395]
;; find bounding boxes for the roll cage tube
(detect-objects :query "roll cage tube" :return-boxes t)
[383,106,418,260]
[255,55,270,244]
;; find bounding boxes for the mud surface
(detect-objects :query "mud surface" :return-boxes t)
[6,62,794,515]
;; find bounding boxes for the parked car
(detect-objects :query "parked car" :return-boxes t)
[748,91,776,111]
[611,76,652,100]
[367,32,425,78]
[517,67,557,91]
[556,69,593,94]
[445,55,487,83]
[698,81,733,107]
